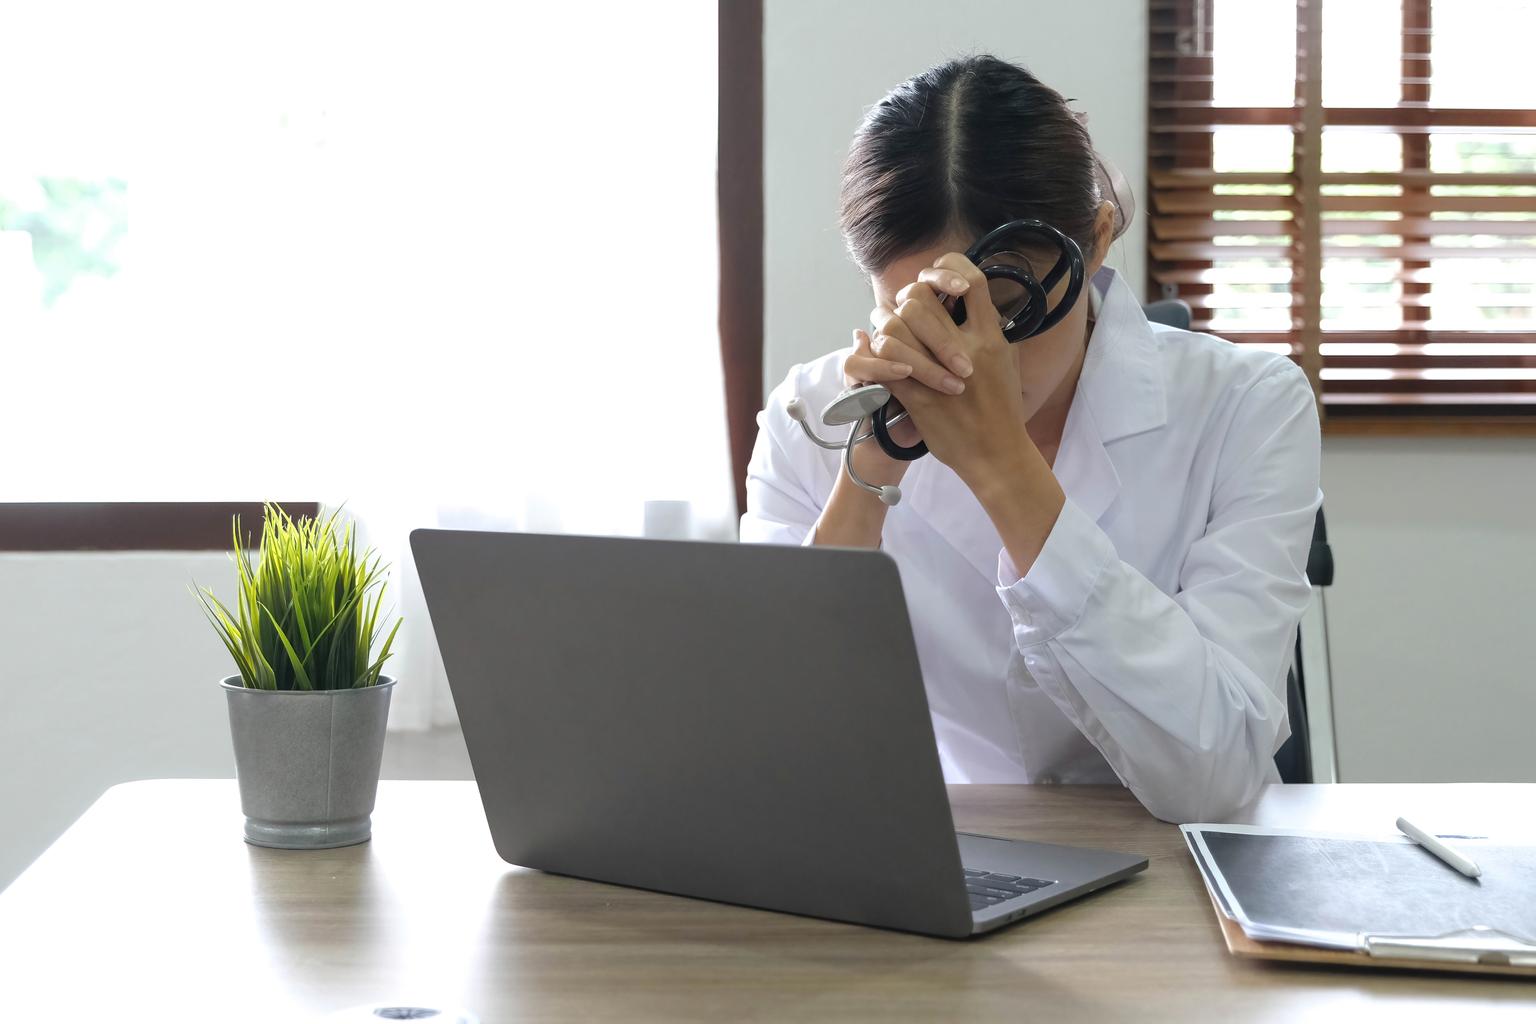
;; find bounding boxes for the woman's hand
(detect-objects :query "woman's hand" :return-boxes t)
[877,252,1067,575]
[878,254,1037,488]
[837,327,918,491]
[806,328,921,549]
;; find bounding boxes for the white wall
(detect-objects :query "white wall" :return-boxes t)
[764,0,1147,388]
[763,0,1536,784]
[0,553,241,891]
[1320,438,1536,782]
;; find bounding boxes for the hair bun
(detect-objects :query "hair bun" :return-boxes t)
[1071,109,1135,240]
[1093,151,1135,241]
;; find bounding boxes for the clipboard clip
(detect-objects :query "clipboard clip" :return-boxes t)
[1364,926,1536,966]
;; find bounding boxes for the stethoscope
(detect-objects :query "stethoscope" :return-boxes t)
[786,219,1086,506]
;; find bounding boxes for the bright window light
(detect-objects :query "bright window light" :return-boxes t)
[0,0,728,529]
[1318,343,1403,357]
[1319,368,1395,381]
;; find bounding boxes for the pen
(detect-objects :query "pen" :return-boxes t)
[1396,816,1482,878]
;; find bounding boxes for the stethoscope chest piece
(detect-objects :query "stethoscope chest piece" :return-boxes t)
[820,383,893,426]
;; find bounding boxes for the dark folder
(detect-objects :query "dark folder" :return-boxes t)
[1183,824,1536,976]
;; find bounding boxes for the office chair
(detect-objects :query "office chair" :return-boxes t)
[1142,298,1192,331]
[1275,508,1338,784]
[1142,301,1336,784]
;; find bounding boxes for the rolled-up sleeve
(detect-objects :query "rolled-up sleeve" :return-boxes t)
[996,361,1322,823]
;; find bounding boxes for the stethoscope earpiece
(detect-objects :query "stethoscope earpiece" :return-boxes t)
[790,218,1086,504]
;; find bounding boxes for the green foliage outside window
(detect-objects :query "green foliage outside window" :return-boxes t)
[0,176,126,307]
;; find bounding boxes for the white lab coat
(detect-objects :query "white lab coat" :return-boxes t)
[741,268,1323,823]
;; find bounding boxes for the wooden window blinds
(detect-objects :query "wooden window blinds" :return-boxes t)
[1149,0,1536,423]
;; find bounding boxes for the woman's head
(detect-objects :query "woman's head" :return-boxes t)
[839,55,1107,279]
[843,56,1120,438]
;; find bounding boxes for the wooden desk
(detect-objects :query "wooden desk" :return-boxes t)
[2,781,1533,1022]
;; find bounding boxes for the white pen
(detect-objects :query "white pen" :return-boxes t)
[1397,816,1482,878]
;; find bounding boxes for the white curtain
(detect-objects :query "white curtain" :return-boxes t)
[1,1,732,728]
[309,2,733,731]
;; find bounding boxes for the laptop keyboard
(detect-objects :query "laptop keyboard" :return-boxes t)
[963,868,1056,912]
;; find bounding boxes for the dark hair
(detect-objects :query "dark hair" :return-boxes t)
[839,55,1101,275]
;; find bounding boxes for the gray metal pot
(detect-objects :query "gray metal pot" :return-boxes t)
[221,675,396,849]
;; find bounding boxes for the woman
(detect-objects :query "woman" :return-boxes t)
[741,55,1322,823]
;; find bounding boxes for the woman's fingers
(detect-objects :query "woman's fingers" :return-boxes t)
[843,329,911,386]
[929,252,997,325]
[868,331,966,395]
[870,305,967,394]
[890,283,974,379]
[915,267,971,302]
[868,302,909,341]
[844,353,914,384]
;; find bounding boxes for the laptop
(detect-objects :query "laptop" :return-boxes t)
[410,529,1147,939]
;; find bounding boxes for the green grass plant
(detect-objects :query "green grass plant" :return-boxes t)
[194,503,401,690]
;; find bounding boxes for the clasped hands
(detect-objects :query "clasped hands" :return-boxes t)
[842,252,1036,489]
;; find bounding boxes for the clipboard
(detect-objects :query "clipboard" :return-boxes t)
[1204,885,1536,977]
[1184,824,1536,979]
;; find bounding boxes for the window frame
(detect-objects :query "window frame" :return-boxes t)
[0,503,321,552]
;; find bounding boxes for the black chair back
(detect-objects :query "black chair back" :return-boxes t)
[1274,508,1332,784]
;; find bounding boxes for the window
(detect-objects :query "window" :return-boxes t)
[1149,0,1536,425]
[0,1,731,532]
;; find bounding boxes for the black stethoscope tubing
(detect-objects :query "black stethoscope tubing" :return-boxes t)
[870,219,1085,462]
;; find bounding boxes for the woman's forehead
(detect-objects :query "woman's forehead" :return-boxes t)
[869,236,967,300]
[870,241,1050,302]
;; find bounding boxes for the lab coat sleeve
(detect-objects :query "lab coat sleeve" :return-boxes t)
[739,377,828,547]
[996,360,1322,824]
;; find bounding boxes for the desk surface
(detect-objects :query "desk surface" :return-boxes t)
[2,780,1534,1022]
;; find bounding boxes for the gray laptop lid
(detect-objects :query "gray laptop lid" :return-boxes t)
[410,529,974,937]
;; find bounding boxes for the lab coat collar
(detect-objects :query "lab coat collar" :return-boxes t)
[1078,267,1168,445]
[1051,267,1168,524]
[895,268,1165,583]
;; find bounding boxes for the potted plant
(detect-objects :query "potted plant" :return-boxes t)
[194,503,402,849]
